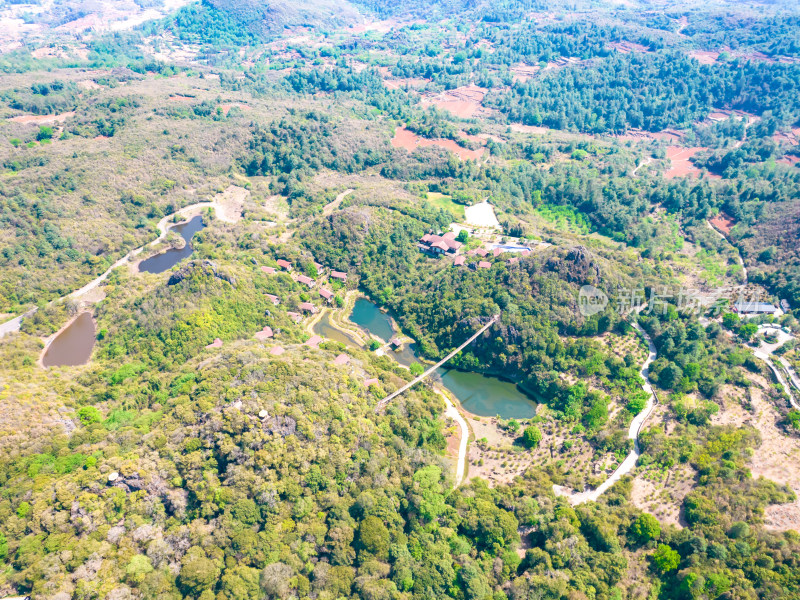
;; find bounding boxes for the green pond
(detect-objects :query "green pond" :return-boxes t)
[348,298,537,419]
[312,312,362,348]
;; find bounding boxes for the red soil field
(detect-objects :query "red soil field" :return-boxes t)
[422,85,488,119]
[664,146,716,179]
[709,212,736,235]
[219,103,251,115]
[690,50,719,65]
[9,111,75,124]
[391,126,485,161]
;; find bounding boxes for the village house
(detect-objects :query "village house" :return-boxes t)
[453,255,466,266]
[296,274,315,288]
[287,311,302,323]
[734,300,777,315]
[319,288,334,302]
[276,259,292,271]
[261,266,276,275]
[478,261,491,269]
[333,353,350,365]
[265,294,280,306]
[299,302,317,314]
[331,270,348,282]
[269,346,285,356]
[305,335,322,348]
[364,377,380,387]
[419,231,463,256]
[254,326,273,341]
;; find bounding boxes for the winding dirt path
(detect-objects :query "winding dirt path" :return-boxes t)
[322,188,354,216]
[707,220,747,284]
[436,387,468,487]
[555,321,658,504]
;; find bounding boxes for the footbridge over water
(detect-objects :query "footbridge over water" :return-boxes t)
[375,314,500,412]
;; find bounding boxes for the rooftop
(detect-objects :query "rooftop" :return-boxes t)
[254,326,273,341]
[305,335,322,348]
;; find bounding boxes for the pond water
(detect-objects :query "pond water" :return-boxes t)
[138,216,205,274]
[349,298,395,342]
[349,297,537,418]
[313,312,363,348]
[42,312,96,367]
[433,369,537,419]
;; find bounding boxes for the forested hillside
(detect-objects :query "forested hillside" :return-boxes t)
[2,0,800,598]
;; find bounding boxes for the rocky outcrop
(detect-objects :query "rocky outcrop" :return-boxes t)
[168,260,236,287]
[545,245,602,284]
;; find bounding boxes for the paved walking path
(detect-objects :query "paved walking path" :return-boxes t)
[753,324,799,410]
[555,321,658,504]
[375,314,500,412]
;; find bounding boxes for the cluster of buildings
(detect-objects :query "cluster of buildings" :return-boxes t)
[418,231,463,255]
[418,230,533,271]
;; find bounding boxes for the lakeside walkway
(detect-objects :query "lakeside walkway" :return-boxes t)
[375,314,500,412]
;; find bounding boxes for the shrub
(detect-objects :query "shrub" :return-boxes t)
[521,426,542,448]
[651,544,680,573]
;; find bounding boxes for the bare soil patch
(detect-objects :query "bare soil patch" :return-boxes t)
[664,146,717,179]
[422,85,489,119]
[709,212,736,235]
[219,102,251,116]
[712,380,800,531]
[690,50,719,65]
[608,41,650,54]
[391,126,485,161]
[9,111,75,124]
[213,185,248,223]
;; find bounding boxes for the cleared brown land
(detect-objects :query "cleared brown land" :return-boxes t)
[422,84,488,119]
[709,212,736,235]
[664,146,717,179]
[9,111,75,124]
[712,380,800,531]
[391,126,486,161]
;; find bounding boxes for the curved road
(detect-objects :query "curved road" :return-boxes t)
[753,324,799,410]
[0,200,227,339]
[555,320,658,504]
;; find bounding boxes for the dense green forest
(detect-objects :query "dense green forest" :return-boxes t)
[2,0,800,598]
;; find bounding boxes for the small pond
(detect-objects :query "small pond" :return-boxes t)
[349,297,537,419]
[313,312,363,348]
[138,215,205,274]
[42,312,96,367]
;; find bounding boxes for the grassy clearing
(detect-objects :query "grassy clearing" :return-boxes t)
[425,192,465,221]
